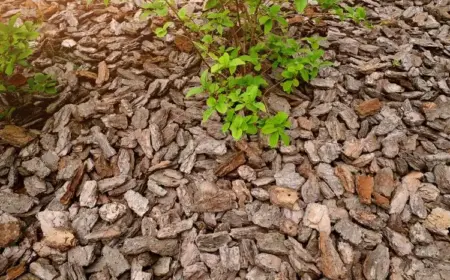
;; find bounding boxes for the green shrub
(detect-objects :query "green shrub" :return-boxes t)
[0,15,39,76]
[0,15,58,120]
[142,0,367,147]
[27,73,57,95]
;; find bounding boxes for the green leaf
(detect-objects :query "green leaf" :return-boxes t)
[269,5,281,16]
[203,108,214,122]
[235,104,245,111]
[216,102,227,114]
[264,20,273,34]
[200,70,209,86]
[202,34,213,44]
[294,0,308,13]
[178,7,187,20]
[207,97,216,107]
[211,64,221,73]
[231,127,243,140]
[280,131,290,146]
[229,58,245,67]
[282,80,293,93]
[300,69,310,82]
[255,102,266,112]
[186,87,204,97]
[261,125,277,134]
[205,0,219,9]
[269,132,280,148]
[222,122,230,132]
[258,15,270,25]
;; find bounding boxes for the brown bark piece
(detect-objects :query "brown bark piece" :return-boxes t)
[214,152,246,177]
[356,175,373,205]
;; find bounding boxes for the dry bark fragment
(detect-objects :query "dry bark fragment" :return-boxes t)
[214,152,246,177]
[269,186,299,210]
[356,175,373,205]
[0,125,37,147]
[355,98,382,117]
[319,232,346,279]
[60,164,85,205]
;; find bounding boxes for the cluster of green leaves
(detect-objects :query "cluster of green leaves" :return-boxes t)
[27,73,57,94]
[0,15,39,76]
[141,0,367,147]
[0,15,58,119]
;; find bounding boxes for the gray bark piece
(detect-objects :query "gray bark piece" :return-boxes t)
[389,182,409,214]
[24,176,47,197]
[91,126,116,158]
[316,163,344,196]
[180,228,201,268]
[434,164,450,194]
[102,246,130,277]
[135,128,153,159]
[148,237,179,256]
[300,177,319,204]
[98,175,128,193]
[68,245,95,267]
[384,228,413,256]
[121,236,178,256]
[153,257,171,276]
[195,137,227,156]
[246,267,268,280]
[285,236,315,263]
[363,244,390,280]
[303,203,331,234]
[149,123,164,152]
[41,151,58,170]
[157,219,194,239]
[179,139,196,173]
[32,242,67,264]
[409,193,427,219]
[99,202,127,222]
[147,179,167,197]
[219,246,240,271]
[124,190,149,217]
[72,208,99,245]
[30,260,59,280]
[131,108,149,129]
[255,253,282,272]
[310,78,336,89]
[196,232,232,252]
[409,223,433,244]
[318,142,342,163]
[304,141,320,164]
[79,181,98,208]
[255,232,289,255]
[0,192,34,214]
[274,163,305,190]
[334,219,363,245]
[22,158,51,178]
[37,210,70,236]
[251,203,281,229]
[101,114,127,130]
[338,107,360,130]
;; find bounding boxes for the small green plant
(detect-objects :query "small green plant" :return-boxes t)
[26,73,57,95]
[0,15,39,76]
[392,59,401,67]
[0,15,59,120]
[142,0,368,147]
